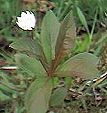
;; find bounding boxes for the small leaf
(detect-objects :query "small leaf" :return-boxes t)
[10,38,46,61]
[40,11,60,63]
[76,7,89,34]
[15,54,46,77]
[25,77,53,113]
[55,52,99,80]
[74,35,91,53]
[50,87,67,107]
[54,10,76,68]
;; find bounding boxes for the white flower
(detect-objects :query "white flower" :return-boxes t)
[1,66,18,70]
[16,11,36,30]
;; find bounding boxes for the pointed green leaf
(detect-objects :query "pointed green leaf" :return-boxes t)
[55,10,76,67]
[77,7,89,34]
[15,54,46,77]
[10,38,45,61]
[55,52,99,80]
[40,11,60,63]
[25,77,53,113]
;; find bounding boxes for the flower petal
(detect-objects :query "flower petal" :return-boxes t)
[16,11,36,30]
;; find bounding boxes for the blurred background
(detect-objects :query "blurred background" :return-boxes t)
[0,0,107,113]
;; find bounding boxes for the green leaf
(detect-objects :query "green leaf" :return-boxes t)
[40,10,60,63]
[10,38,46,61]
[55,10,76,67]
[15,54,46,77]
[50,87,67,107]
[0,91,10,102]
[76,7,89,34]
[25,77,53,113]
[0,72,17,94]
[55,52,99,80]
[0,84,17,94]
[74,35,91,53]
